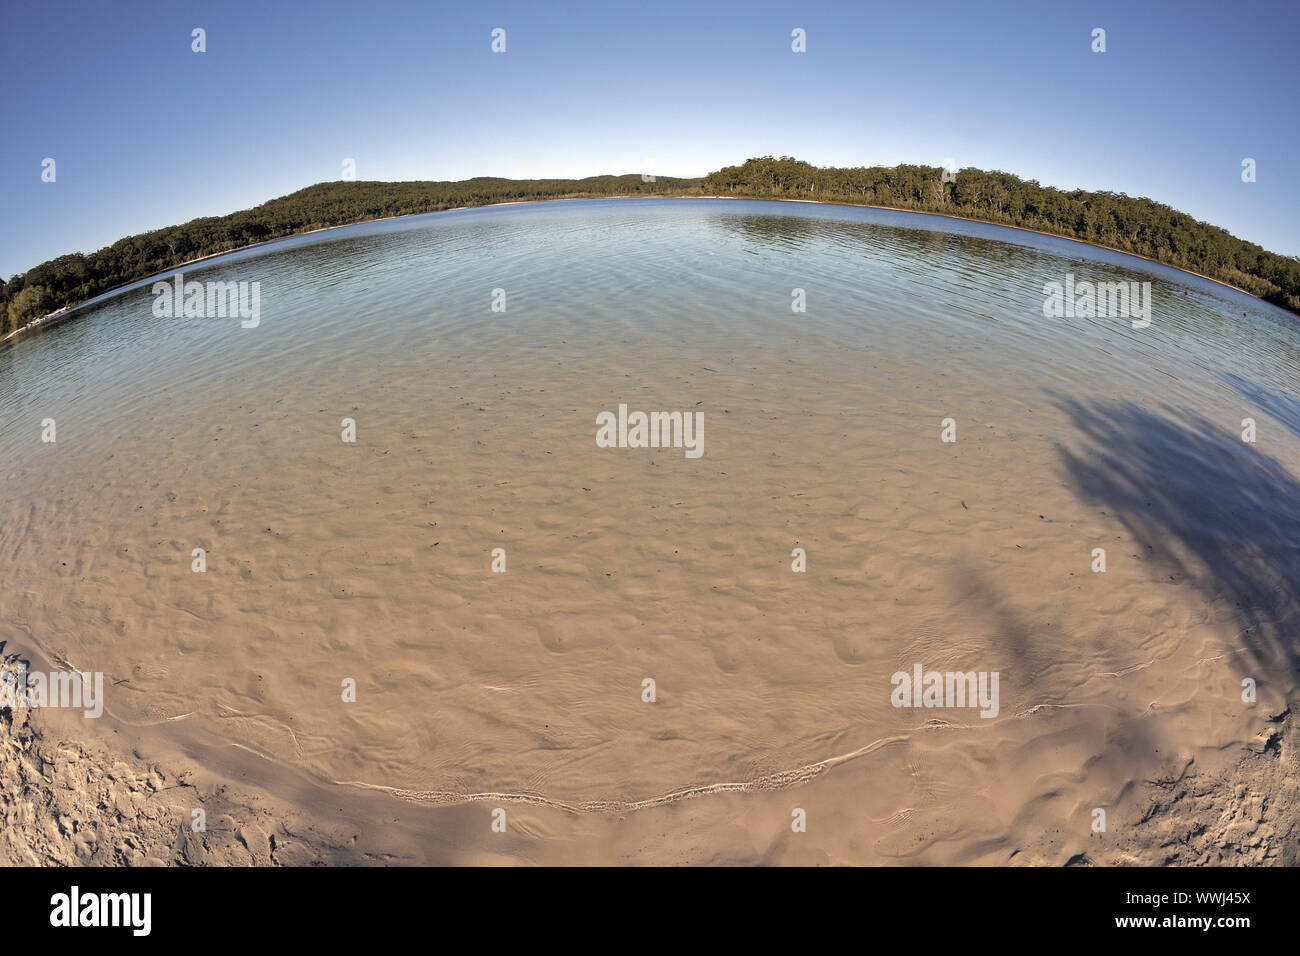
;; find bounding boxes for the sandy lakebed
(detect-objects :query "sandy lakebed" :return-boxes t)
[3,197,1299,865]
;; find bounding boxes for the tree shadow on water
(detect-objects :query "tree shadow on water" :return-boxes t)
[1053,394,1300,677]
[1219,371,1300,445]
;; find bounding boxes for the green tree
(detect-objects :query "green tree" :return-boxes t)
[6,283,49,334]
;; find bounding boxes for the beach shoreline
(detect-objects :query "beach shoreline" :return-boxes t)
[3,639,1294,866]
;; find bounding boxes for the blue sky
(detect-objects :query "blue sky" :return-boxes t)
[1,0,1297,279]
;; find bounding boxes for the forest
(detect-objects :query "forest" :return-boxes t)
[0,174,699,335]
[4,158,1298,335]
[703,157,1300,313]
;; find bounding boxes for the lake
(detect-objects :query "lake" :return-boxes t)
[3,197,1298,863]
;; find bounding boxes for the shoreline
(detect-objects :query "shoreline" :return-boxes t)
[0,194,672,345]
[3,636,1294,866]
[782,198,1267,299]
[3,194,1286,347]
[0,198,567,345]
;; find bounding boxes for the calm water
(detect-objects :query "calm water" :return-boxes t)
[2,198,1298,860]
[5,198,1297,450]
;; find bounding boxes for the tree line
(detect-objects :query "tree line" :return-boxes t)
[5,158,1298,335]
[0,174,699,335]
[703,157,1300,312]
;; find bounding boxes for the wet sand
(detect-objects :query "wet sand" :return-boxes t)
[4,641,1294,865]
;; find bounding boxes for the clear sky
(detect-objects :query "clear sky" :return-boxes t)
[1,0,1297,279]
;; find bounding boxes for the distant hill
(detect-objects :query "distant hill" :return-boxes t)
[4,159,1297,336]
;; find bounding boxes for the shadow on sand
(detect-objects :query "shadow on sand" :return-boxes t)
[1053,394,1300,679]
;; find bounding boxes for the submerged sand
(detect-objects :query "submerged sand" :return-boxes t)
[2,199,1299,865]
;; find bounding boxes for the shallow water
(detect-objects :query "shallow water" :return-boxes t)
[3,197,1298,861]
